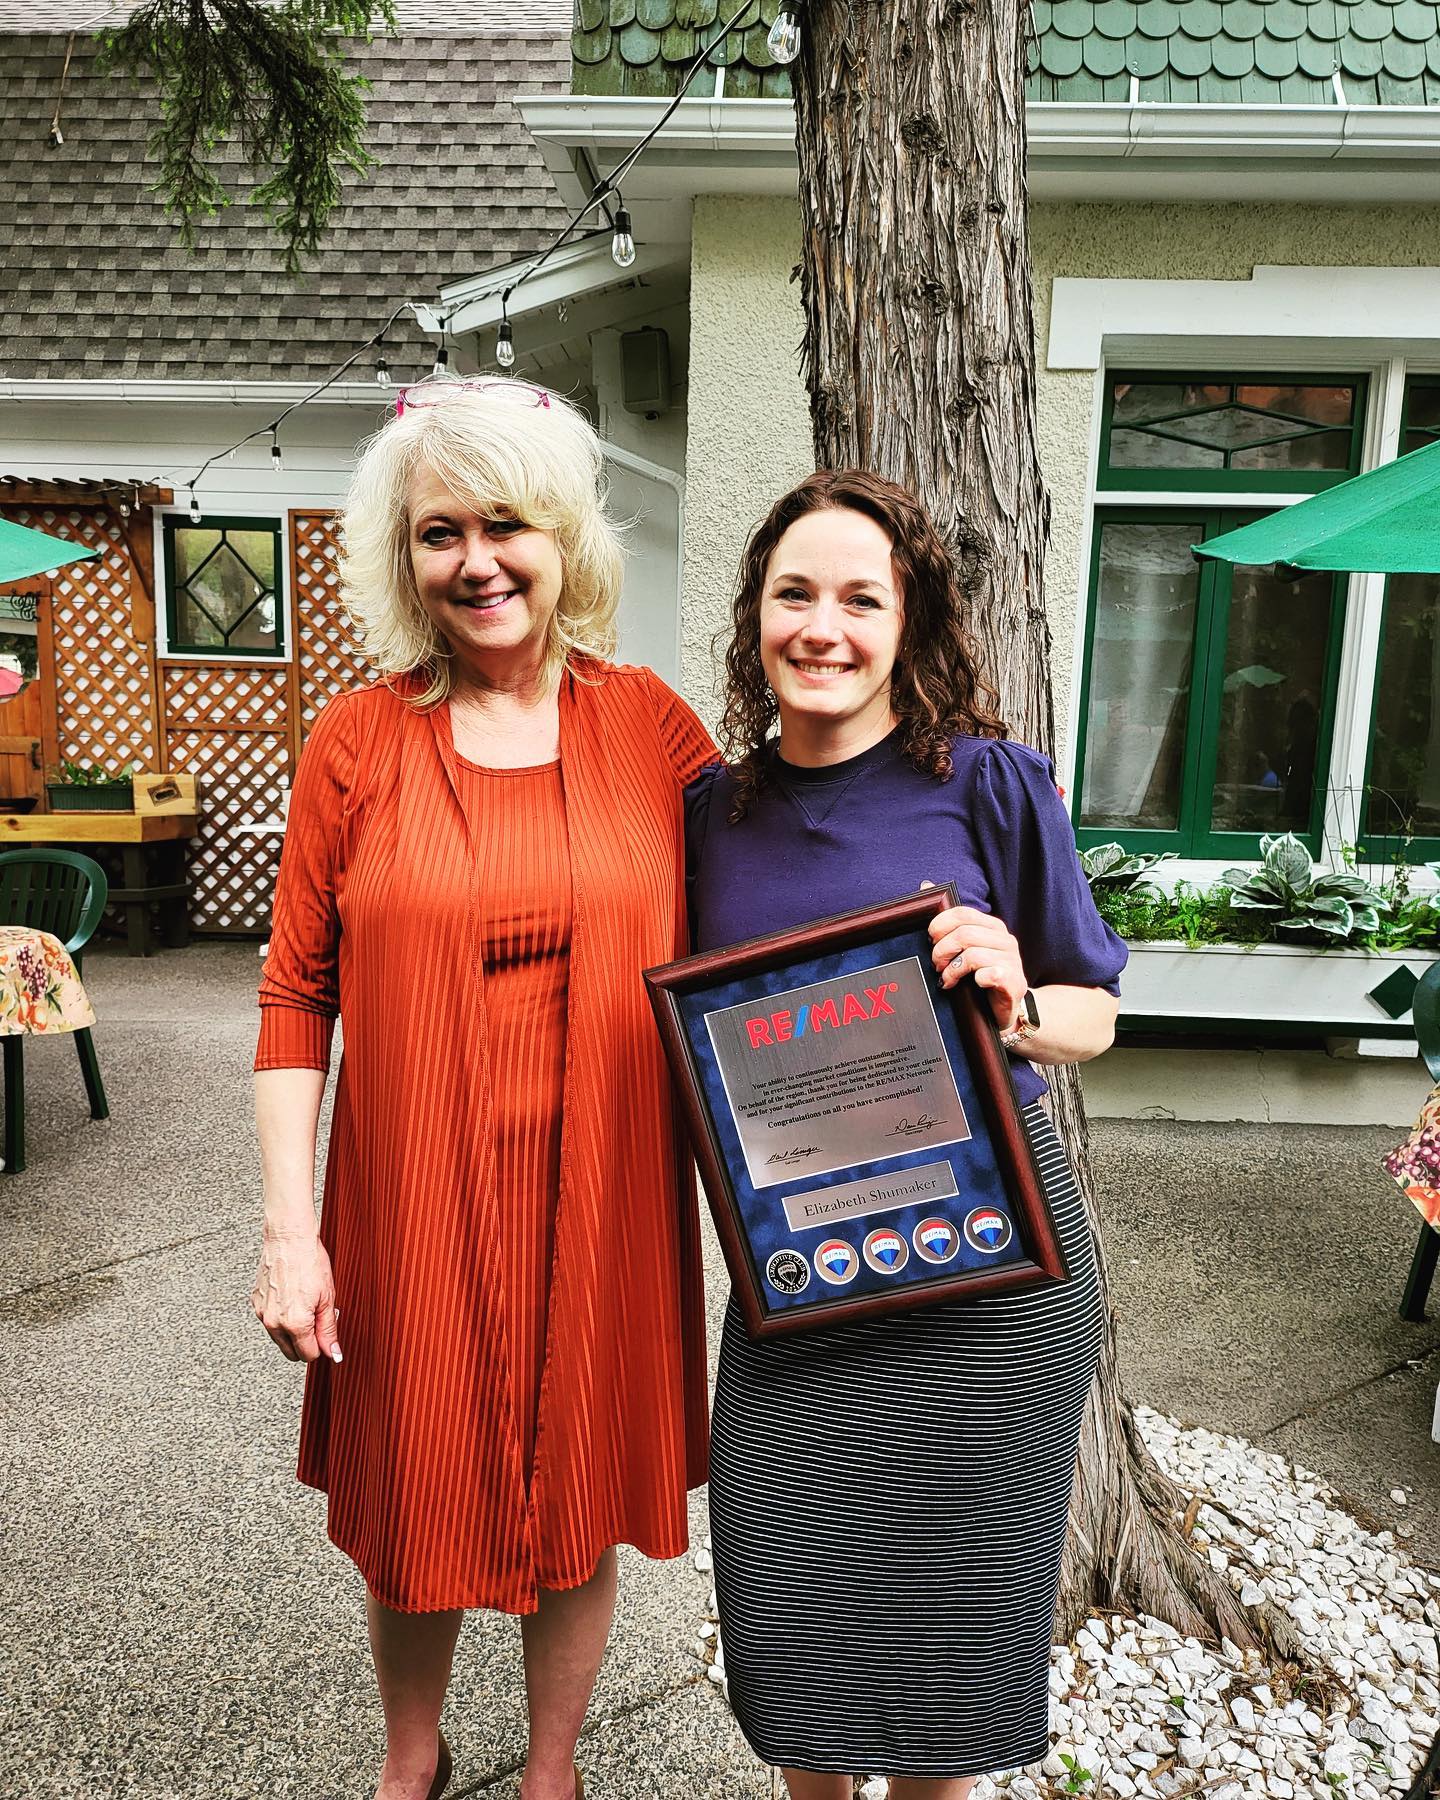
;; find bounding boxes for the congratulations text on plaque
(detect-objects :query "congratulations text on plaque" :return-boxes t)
[704,955,971,1190]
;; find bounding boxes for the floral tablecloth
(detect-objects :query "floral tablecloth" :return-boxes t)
[0,926,95,1036]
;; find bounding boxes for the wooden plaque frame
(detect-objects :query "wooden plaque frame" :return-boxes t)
[645,886,1068,1340]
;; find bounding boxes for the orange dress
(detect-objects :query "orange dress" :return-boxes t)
[256,663,715,1613]
[457,752,570,1478]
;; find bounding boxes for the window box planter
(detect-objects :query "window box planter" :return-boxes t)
[1119,940,1440,1034]
[46,779,135,814]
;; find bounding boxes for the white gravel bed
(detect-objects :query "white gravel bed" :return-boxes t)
[689,1405,1440,1799]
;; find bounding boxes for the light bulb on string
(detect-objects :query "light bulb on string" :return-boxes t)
[767,2,802,64]
[496,319,515,369]
[270,435,284,474]
[188,490,202,524]
[375,353,392,388]
[432,342,450,379]
[611,205,636,269]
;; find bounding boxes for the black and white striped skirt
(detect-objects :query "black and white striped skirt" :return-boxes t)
[707,1101,1103,1780]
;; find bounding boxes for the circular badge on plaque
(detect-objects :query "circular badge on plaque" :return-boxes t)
[913,1217,960,1265]
[765,1248,811,1295]
[814,1238,860,1285]
[862,1227,909,1274]
[963,1206,1013,1254]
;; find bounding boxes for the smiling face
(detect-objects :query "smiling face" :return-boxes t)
[759,506,903,760]
[406,464,563,681]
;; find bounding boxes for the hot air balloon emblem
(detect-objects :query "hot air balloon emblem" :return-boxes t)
[863,1227,909,1275]
[913,1218,960,1265]
[815,1239,859,1285]
[962,1206,1013,1254]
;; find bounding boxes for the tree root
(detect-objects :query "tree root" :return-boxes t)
[1051,1069,1312,1669]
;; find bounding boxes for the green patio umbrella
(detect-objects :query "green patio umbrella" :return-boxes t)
[1193,437,1440,576]
[0,516,100,587]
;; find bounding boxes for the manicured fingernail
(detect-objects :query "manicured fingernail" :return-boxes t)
[330,1345,343,1363]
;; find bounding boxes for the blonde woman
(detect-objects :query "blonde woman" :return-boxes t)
[251,380,714,1800]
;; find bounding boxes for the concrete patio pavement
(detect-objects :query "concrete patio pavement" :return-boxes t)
[1,943,1436,1799]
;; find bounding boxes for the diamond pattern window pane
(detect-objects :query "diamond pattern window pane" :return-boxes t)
[167,519,282,655]
[1107,379,1358,475]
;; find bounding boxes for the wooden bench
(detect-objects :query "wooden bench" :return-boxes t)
[0,813,197,956]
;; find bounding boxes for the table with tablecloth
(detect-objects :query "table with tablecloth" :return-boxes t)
[0,925,94,1035]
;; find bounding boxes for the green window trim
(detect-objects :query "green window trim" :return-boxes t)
[161,514,286,659]
[1097,370,1369,496]
[1071,506,1348,862]
[1357,373,1440,862]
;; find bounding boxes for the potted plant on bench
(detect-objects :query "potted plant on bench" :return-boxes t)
[46,762,136,814]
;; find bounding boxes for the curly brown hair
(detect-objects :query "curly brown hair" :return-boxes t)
[719,469,1008,820]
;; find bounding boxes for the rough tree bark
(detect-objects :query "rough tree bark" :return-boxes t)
[789,0,1304,1663]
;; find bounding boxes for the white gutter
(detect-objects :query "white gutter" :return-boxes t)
[1030,99,1440,158]
[0,380,394,405]
[515,93,1440,197]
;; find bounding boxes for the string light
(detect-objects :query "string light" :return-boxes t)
[492,0,761,368]
[611,204,636,269]
[767,0,802,63]
[72,0,778,509]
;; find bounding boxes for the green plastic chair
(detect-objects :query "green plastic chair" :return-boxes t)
[0,849,109,1174]
[1400,959,1440,1320]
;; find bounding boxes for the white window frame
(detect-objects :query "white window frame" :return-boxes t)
[1046,264,1440,884]
[154,507,296,666]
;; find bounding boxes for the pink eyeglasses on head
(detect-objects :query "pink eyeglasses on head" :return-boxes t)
[394,377,552,417]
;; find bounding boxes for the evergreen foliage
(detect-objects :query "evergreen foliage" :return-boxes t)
[99,0,396,273]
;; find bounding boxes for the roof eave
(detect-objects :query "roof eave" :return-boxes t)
[515,93,1440,204]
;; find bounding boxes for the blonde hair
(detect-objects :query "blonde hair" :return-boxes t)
[341,381,625,702]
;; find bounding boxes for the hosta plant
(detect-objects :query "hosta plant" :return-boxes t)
[1078,843,1176,895]
[1221,833,1387,942]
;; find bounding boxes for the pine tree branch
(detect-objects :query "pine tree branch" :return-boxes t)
[99,0,395,273]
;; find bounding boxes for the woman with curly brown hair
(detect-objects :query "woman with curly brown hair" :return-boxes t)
[685,470,1125,1800]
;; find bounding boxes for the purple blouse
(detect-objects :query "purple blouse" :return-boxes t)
[684,730,1127,1106]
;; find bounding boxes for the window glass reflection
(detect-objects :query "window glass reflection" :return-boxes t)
[1081,521,1202,832]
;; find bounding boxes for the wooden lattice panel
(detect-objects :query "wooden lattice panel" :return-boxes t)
[292,511,372,737]
[165,728,286,933]
[163,662,288,732]
[159,664,289,932]
[4,504,158,773]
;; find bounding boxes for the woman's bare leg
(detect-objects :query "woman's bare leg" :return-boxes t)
[366,1595,464,1800]
[781,1771,851,1799]
[890,1777,978,1800]
[519,1547,619,1799]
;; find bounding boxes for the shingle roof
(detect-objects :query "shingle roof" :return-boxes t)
[0,22,574,380]
[573,0,1440,106]
[1029,0,1440,106]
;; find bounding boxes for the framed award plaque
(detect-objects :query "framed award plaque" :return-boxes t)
[645,886,1069,1339]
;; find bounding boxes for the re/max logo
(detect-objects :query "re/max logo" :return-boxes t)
[744,982,900,1050]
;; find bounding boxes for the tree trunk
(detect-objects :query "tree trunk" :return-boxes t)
[790,0,1304,1664]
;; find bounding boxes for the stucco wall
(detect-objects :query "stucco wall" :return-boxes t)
[684,194,1440,757]
[682,197,812,725]
[1031,201,1440,770]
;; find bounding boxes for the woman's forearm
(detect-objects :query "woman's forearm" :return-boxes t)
[1018,984,1119,1067]
[255,1067,328,1237]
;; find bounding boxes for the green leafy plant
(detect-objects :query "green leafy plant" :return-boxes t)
[1078,843,1177,894]
[1374,891,1440,952]
[48,761,136,787]
[1057,1752,1094,1794]
[100,0,396,272]
[1221,833,1388,943]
